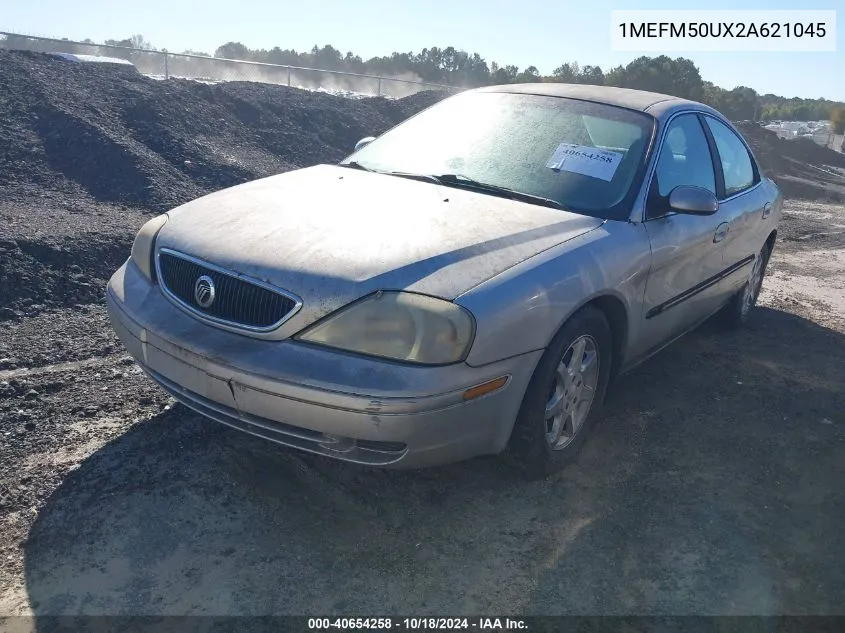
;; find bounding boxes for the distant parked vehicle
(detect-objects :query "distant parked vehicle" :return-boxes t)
[107,84,782,477]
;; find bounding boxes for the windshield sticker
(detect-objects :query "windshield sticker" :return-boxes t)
[546,143,624,182]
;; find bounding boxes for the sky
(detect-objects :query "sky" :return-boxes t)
[2,0,843,100]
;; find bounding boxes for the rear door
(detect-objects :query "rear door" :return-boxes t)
[637,113,730,354]
[701,115,767,297]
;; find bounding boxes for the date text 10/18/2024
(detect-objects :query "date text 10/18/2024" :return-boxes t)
[308,617,528,630]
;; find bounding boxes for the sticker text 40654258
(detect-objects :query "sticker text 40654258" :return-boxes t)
[546,143,624,182]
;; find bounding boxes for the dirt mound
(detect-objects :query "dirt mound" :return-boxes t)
[0,234,131,318]
[0,50,447,213]
[0,50,448,314]
[736,122,845,169]
[734,122,845,202]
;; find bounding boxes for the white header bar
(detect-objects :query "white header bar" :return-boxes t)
[611,10,837,52]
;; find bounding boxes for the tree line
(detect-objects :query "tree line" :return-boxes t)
[209,43,844,124]
[5,32,843,125]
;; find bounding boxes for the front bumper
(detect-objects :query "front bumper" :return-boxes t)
[106,259,542,468]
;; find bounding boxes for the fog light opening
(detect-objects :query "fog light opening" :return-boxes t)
[463,375,509,401]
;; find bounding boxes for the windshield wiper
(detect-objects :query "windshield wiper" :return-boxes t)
[339,160,375,172]
[432,174,568,211]
[339,167,568,211]
[339,164,440,185]
[340,163,445,186]
[340,163,438,182]
[385,171,442,184]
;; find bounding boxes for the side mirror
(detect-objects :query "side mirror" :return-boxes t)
[354,136,376,153]
[668,185,719,216]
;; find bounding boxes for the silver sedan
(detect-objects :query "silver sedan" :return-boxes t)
[107,84,782,477]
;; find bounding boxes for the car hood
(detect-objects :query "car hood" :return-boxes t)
[155,164,602,335]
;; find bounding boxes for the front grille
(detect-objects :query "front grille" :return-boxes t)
[157,250,298,330]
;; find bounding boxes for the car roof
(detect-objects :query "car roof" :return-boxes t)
[472,83,712,117]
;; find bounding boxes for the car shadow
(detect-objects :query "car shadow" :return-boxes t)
[21,307,845,618]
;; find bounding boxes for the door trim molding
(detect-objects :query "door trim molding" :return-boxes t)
[646,254,755,319]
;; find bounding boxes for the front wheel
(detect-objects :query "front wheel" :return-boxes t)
[507,306,612,479]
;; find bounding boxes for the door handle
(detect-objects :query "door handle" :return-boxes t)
[762,202,772,219]
[713,222,729,243]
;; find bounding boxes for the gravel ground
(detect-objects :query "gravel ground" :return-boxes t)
[1,51,844,619]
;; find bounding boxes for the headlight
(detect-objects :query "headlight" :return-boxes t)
[297,291,475,365]
[130,214,168,281]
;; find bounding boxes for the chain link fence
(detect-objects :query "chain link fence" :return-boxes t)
[0,31,456,99]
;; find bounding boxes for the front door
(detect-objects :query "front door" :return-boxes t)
[638,113,729,355]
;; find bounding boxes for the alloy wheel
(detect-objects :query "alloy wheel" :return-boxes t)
[742,250,766,316]
[544,335,600,450]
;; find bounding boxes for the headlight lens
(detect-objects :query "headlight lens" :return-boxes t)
[297,291,475,365]
[130,214,168,281]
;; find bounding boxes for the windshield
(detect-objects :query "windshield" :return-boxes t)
[342,91,655,218]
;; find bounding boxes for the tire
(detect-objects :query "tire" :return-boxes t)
[720,242,772,329]
[507,305,612,479]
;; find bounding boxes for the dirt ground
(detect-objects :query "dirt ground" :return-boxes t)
[1,51,844,619]
[0,198,843,618]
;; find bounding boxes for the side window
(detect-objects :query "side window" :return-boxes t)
[653,114,716,198]
[704,117,756,197]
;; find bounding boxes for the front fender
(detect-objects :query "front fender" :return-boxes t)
[455,221,652,367]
